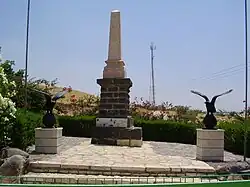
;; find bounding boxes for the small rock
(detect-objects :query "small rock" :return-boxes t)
[1,147,29,159]
[0,155,30,176]
[214,161,250,174]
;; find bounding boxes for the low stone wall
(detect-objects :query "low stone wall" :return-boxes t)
[29,161,215,177]
[21,173,219,184]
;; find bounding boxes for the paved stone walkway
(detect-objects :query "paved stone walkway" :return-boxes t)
[30,137,245,162]
[28,136,248,176]
[29,137,217,173]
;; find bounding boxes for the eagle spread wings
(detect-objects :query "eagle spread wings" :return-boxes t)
[191,89,233,104]
[31,89,69,101]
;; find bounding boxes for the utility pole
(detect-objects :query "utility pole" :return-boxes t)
[150,42,156,106]
[24,0,31,110]
[149,73,152,102]
[244,0,248,161]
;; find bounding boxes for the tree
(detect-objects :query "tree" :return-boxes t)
[0,60,57,112]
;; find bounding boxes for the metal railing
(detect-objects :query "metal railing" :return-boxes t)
[0,180,249,186]
[0,174,249,186]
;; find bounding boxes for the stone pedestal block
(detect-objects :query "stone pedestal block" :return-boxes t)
[196,128,224,161]
[35,127,63,154]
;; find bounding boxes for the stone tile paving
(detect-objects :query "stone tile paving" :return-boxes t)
[148,141,250,172]
[28,137,244,172]
[30,137,207,168]
[148,141,245,161]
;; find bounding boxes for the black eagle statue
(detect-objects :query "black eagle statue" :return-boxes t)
[190,89,233,129]
[31,88,70,128]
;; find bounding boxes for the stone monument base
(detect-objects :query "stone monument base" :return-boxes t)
[91,126,143,147]
[196,128,224,161]
[35,127,63,154]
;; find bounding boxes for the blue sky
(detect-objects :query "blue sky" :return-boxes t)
[0,0,248,111]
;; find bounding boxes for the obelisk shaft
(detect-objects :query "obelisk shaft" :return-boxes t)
[103,10,125,78]
[108,10,121,61]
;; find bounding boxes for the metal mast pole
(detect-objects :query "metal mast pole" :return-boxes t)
[24,0,31,110]
[244,0,249,161]
[150,42,156,106]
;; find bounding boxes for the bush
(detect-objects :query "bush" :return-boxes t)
[135,118,197,144]
[218,121,250,156]
[58,115,197,144]
[58,115,96,137]
[10,108,42,149]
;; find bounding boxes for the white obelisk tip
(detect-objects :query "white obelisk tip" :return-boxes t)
[112,10,120,13]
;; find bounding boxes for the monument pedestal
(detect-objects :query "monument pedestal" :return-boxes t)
[35,127,63,154]
[97,78,132,118]
[91,78,143,147]
[196,128,224,161]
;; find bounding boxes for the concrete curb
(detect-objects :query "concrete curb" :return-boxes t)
[29,161,215,177]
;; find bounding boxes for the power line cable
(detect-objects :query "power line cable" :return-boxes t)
[192,63,250,81]
[207,68,250,81]
[205,67,249,80]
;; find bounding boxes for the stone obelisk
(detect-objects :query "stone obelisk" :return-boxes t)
[91,10,143,147]
[103,10,125,78]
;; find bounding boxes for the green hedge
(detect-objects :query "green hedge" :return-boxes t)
[134,119,197,144]
[13,109,250,157]
[58,116,197,144]
[11,108,42,149]
[218,121,250,156]
[58,115,96,137]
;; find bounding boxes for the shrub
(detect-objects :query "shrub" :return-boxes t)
[135,118,197,144]
[58,115,96,137]
[10,108,42,149]
[218,121,250,156]
[58,115,197,145]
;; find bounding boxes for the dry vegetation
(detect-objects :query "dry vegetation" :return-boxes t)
[40,85,244,124]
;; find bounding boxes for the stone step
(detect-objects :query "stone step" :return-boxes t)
[29,161,215,177]
[21,172,219,184]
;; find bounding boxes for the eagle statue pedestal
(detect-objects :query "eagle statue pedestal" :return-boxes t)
[196,128,224,161]
[35,127,63,154]
[35,112,63,154]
